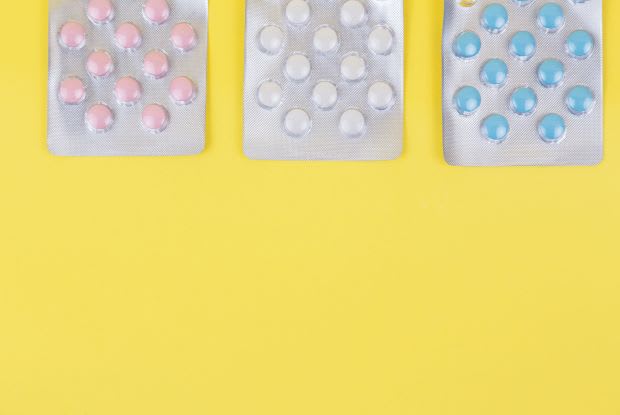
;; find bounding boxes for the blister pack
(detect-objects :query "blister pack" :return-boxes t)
[243,0,403,160]
[442,0,603,166]
[48,0,208,156]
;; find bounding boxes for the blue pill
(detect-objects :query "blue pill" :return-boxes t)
[537,3,565,33]
[481,4,509,34]
[566,30,594,59]
[538,114,566,142]
[509,31,536,60]
[481,114,510,142]
[480,59,508,87]
[454,86,481,115]
[510,87,538,115]
[565,85,595,115]
[453,31,481,60]
[537,59,565,88]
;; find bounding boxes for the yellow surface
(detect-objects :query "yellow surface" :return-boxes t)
[0,1,619,414]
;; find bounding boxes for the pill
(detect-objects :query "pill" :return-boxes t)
[257,80,283,109]
[510,87,537,116]
[509,31,536,61]
[284,108,311,137]
[143,50,169,79]
[59,21,86,50]
[341,53,366,82]
[368,81,395,111]
[285,53,311,81]
[85,103,114,133]
[114,76,142,106]
[481,3,508,34]
[565,85,595,115]
[537,59,564,88]
[512,0,534,6]
[258,25,285,55]
[538,114,566,142]
[115,22,142,51]
[537,3,565,33]
[171,23,198,52]
[452,31,481,60]
[368,25,394,55]
[286,0,311,26]
[169,76,197,105]
[142,104,169,133]
[480,59,508,88]
[340,0,367,28]
[453,86,481,116]
[143,0,170,25]
[86,50,114,78]
[59,76,86,105]
[312,81,338,110]
[481,114,510,142]
[566,30,594,59]
[87,0,114,25]
[339,109,366,138]
[313,26,339,54]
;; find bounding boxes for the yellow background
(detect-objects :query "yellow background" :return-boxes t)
[0,1,618,414]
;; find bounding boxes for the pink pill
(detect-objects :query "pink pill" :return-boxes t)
[59,21,86,50]
[143,49,169,79]
[170,76,197,105]
[87,50,114,78]
[143,0,170,25]
[114,76,142,106]
[171,23,197,52]
[115,22,142,50]
[142,104,169,133]
[85,103,114,133]
[58,77,86,105]
[87,0,114,24]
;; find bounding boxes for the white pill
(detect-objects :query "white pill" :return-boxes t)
[285,54,311,81]
[341,54,366,81]
[340,109,366,138]
[340,0,367,28]
[368,81,395,110]
[258,25,285,55]
[286,0,311,26]
[368,25,394,55]
[312,81,338,110]
[284,109,312,137]
[313,26,339,54]
[257,80,283,109]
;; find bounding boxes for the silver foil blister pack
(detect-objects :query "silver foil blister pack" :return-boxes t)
[243,0,404,160]
[442,0,603,166]
[48,0,208,156]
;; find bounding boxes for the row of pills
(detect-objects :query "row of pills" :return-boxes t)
[453,28,594,61]
[85,0,171,26]
[258,24,395,57]
[60,20,197,53]
[479,113,568,143]
[454,85,595,117]
[479,2,578,34]
[281,0,379,29]
[452,57,594,91]
[59,47,191,81]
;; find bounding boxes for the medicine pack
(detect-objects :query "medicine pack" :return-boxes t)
[48,0,208,156]
[243,0,404,160]
[442,0,603,166]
